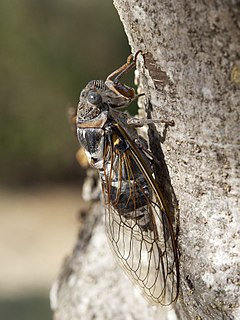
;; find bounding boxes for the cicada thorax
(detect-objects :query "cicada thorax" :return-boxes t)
[76,127,105,169]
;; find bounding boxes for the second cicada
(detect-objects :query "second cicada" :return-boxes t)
[75,52,179,306]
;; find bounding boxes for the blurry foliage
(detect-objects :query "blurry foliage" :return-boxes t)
[0,0,132,186]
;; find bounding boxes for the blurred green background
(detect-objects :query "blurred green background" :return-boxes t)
[0,0,132,319]
[0,0,132,186]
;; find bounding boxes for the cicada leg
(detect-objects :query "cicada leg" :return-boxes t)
[105,51,144,107]
[76,147,90,168]
[127,118,175,127]
[68,106,78,132]
[106,50,142,83]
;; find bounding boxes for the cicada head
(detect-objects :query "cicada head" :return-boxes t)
[77,80,106,122]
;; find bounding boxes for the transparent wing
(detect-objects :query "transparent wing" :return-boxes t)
[100,125,179,306]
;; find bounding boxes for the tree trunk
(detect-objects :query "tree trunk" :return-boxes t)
[50,1,240,319]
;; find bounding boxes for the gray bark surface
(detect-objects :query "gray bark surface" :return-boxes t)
[51,1,240,319]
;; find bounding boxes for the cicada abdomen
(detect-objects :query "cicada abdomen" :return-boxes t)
[76,53,179,306]
[99,132,153,231]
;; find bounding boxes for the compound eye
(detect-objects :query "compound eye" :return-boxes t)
[87,91,102,105]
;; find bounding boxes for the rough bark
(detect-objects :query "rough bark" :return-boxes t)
[51,1,240,320]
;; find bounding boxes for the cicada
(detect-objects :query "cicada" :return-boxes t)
[76,52,179,306]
